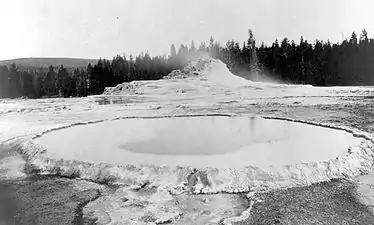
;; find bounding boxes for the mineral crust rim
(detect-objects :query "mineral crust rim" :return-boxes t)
[8,114,374,194]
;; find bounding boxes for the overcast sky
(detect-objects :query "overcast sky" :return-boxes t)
[0,0,373,60]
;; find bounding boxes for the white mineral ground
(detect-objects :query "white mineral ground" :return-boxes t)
[1,57,374,224]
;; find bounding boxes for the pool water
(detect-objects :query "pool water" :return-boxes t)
[35,116,364,168]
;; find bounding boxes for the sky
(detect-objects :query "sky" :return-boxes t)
[0,0,373,60]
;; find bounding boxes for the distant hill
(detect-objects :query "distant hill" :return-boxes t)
[0,57,99,70]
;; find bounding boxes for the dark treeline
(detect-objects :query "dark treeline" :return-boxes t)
[0,54,172,98]
[1,29,374,98]
[204,29,374,85]
[257,30,374,85]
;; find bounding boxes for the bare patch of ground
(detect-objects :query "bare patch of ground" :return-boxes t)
[0,150,106,225]
[234,179,374,225]
[2,176,104,225]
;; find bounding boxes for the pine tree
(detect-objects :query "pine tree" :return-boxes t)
[56,65,70,97]
[198,42,207,52]
[359,29,369,45]
[8,63,21,97]
[43,66,57,96]
[170,44,177,58]
[0,66,9,97]
[32,71,45,98]
[209,36,214,53]
[349,32,358,45]
[189,40,196,52]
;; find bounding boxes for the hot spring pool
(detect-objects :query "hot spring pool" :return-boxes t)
[34,116,364,168]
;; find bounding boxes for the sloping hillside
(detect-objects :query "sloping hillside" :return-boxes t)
[0,58,99,69]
